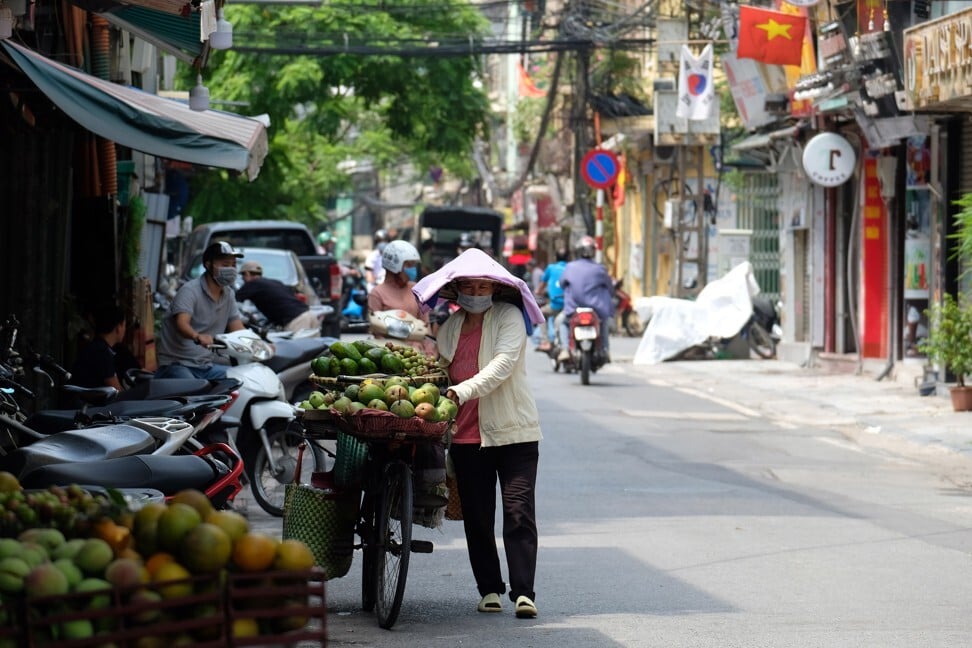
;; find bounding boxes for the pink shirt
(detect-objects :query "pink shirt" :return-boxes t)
[449,323,482,444]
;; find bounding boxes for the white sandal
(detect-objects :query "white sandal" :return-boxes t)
[477,593,502,613]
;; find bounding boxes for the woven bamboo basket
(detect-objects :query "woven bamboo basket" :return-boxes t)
[329,408,451,443]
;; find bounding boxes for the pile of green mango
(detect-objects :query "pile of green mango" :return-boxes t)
[310,339,440,378]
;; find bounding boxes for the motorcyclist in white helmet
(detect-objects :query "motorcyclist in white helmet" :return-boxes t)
[368,241,435,354]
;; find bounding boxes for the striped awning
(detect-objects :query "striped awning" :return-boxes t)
[1,40,267,181]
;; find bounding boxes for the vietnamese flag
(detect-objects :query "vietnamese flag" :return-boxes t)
[736,5,806,66]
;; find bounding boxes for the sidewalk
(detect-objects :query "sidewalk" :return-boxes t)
[609,336,972,461]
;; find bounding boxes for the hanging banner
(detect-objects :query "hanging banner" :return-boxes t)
[861,155,888,359]
[676,44,715,121]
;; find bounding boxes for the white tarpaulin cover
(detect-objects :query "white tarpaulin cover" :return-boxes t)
[632,261,761,365]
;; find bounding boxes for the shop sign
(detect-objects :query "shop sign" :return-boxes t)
[903,6,972,110]
[802,133,855,187]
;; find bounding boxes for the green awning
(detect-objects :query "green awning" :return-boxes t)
[1,41,267,180]
[100,5,206,65]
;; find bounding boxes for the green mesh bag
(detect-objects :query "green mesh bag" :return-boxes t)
[282,481,358,580]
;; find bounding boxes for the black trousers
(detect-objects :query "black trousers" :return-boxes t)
[449,441,539,603]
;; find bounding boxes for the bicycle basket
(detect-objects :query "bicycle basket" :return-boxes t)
[329,408,450,443]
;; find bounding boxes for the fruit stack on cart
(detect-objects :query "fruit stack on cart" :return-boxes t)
[0,479,326,646]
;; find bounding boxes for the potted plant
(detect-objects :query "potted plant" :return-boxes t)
[919,293,972,410]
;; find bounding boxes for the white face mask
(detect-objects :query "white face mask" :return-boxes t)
[457,293,493,314]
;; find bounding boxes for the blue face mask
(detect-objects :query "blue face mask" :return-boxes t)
[404,267,418,282]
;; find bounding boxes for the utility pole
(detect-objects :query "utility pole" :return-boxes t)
[572,46,593,241]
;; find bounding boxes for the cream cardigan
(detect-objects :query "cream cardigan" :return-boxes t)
[436,301,543,447]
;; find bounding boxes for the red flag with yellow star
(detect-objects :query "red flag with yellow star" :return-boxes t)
[736,5,806,66]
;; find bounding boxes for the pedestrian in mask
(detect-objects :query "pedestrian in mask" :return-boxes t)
[412,248,546,620]
[155,241,245,379]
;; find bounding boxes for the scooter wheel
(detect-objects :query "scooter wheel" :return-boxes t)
[247,427,327,517]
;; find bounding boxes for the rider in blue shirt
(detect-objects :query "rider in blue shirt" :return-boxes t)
[536,249,568,350]
[557,236,614,361]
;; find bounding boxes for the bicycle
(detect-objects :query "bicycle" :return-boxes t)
[297,407,449,629]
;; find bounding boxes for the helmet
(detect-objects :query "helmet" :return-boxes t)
[576,235,596,259]
[317,231,332,245]
[203,241,243,263]
[381,240,420,274]
[374,229,390,244]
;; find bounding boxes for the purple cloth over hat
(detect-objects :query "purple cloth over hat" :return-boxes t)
[412,248,545,334]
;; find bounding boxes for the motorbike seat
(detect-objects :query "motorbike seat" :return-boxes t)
[264,337,330,373]
[61,385,118,407]
[118,378,211,401]
[25,400,187,435]
[1,425,157,478]
[19,454,221,493]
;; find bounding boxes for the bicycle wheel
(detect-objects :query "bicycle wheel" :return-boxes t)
[375,461,413,629]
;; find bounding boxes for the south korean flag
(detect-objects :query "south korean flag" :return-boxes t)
[676,44,715,121]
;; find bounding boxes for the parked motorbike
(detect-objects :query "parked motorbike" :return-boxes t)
[672,295,782,361]
[548,307,608,385]
[613,279,645,337]
[0,378,243,507]
[262,331,335,404]
[747,295,782,359]
[205,329,325,517]
[339,261,370,333]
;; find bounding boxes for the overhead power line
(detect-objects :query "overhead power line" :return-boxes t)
[230,36,655,57]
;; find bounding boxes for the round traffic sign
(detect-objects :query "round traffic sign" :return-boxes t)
[581,149,620,189]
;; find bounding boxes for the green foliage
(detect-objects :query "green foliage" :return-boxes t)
[950,192,972,279]
[918,293,972,387]
[590,49,647,100]
[179,0,492,226]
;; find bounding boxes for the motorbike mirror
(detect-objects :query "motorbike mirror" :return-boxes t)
[31,365,55,388]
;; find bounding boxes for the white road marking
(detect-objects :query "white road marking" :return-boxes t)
[621,409,749,422]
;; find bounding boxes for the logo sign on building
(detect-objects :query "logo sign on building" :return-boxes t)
[903,6,972,110]
[802,133,855,187]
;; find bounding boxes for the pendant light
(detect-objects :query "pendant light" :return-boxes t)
[210,8,233,50]
[189,74,209,111]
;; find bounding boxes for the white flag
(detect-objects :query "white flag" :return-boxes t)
[676,44,715,121]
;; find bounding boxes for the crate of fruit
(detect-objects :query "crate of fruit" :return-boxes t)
[13,568,327,646]
[0,480,328,647]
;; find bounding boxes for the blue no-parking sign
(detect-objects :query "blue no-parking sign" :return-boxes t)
[580,149,620,189]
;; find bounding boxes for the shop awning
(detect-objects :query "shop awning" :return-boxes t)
[100,5,206,65]
[1,41,266,180]
[730,125,800,152]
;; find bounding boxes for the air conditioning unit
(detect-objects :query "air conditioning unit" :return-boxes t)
[654,145,676,165]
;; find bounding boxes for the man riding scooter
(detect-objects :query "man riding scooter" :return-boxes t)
[556,236,614,364]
